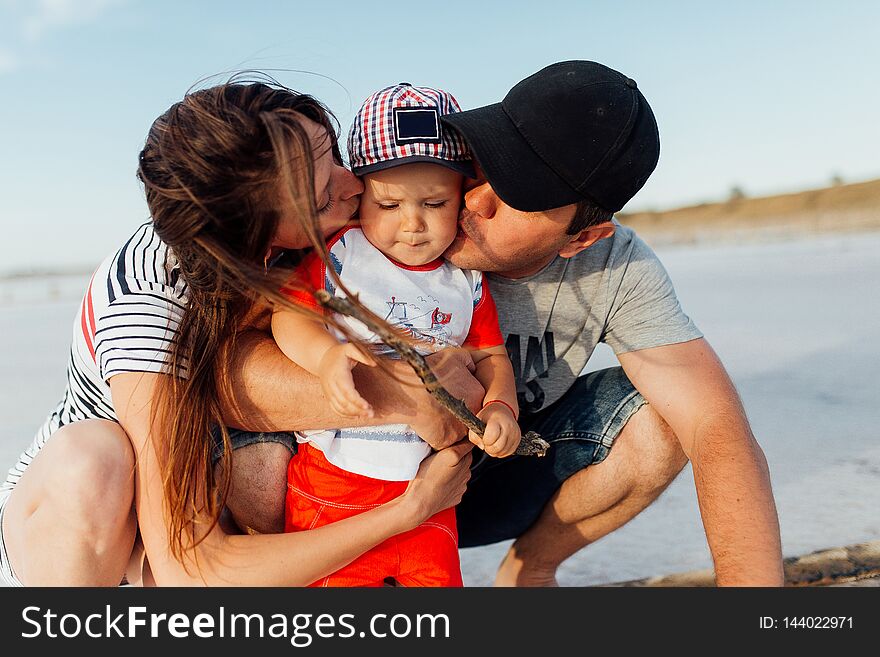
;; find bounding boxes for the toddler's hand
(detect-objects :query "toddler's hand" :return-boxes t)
[318,343,376,418]
[469,401,521,458]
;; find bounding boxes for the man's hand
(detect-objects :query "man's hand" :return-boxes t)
[405,349,485,449]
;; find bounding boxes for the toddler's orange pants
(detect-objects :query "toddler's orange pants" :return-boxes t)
[285,443,462,587]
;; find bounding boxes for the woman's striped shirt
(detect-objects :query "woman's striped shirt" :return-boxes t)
[2,223,188,494]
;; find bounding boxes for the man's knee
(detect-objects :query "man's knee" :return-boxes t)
[220,441,292,534]
[616,404,688,492]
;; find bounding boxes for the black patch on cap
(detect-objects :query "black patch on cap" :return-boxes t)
[393,107,441,144]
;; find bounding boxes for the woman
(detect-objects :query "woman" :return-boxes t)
[0,79,473,586]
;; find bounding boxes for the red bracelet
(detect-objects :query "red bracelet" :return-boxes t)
[481,399,518,420]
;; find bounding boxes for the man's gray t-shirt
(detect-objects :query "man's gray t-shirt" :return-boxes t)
[489,221,703,414]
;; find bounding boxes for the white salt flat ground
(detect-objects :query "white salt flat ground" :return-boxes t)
[1,232,878,586]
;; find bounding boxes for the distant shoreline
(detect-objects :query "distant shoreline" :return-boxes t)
[0,268,93,281]
[4,177,879,280]
[618,177,880,246]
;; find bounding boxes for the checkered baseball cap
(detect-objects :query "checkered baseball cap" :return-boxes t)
[347,83,475,178]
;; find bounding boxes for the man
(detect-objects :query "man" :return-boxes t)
[439,61,783,586]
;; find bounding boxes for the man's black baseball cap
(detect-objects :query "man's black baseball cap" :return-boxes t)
[441,60,660,213]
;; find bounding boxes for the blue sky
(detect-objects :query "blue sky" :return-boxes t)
[1,0,878,274]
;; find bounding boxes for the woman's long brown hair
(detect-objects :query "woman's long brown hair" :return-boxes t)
[137,78,350,563]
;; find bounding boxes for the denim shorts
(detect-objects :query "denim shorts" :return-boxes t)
[210,427,299,465]
[456,366,647,548]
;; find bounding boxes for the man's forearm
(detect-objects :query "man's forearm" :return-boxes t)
[220,330,420,432]
[691,416,784,586]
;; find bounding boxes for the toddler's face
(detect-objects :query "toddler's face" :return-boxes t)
[359,162,462,266]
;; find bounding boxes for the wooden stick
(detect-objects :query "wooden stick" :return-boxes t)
[316,290,550,457]
[606,540,880,587]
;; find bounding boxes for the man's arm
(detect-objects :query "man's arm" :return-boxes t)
[219,329,485,448]
[618,337,784,586]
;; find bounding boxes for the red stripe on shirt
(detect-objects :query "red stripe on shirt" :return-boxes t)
[86,275,96,339]
[463,277,504,349]
[281,227,352,310]
[80,273,97,362]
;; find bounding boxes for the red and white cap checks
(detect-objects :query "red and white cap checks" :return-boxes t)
[348,83,475,178]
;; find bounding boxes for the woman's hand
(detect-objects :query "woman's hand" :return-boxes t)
[399,441,474,527]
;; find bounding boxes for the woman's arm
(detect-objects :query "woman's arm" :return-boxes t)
[111,370,472,586]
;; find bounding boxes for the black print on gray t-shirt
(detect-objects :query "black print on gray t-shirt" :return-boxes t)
[490,224,702,421]
[505,332,556,414]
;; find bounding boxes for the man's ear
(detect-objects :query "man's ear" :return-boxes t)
[558,221,616,259]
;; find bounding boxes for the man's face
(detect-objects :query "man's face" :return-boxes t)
[443,170,578,279]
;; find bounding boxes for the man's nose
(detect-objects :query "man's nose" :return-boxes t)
[464,182,495,219]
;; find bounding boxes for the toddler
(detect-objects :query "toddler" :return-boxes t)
[272,83,519,586]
